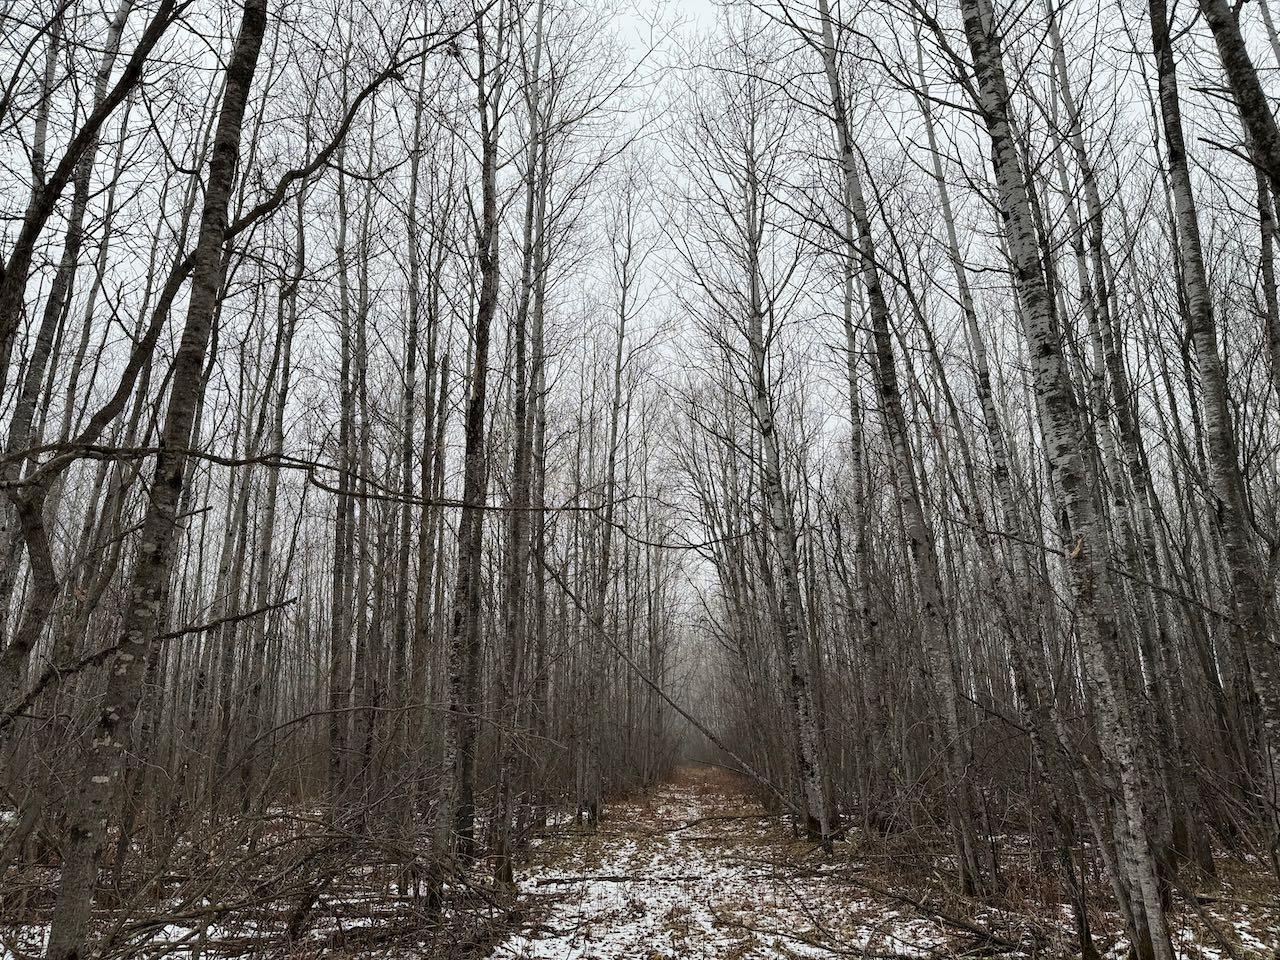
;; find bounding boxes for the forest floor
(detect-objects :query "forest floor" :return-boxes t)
[3,766,1277,958]
[485,765,1280,960]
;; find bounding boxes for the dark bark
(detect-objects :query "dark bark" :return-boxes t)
[43,1,269,954]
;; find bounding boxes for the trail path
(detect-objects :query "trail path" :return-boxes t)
[484,767,1280,960]
[485,765,1022,959]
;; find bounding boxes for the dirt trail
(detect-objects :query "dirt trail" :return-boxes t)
[485,765,1028,959]
[484,766,1280,960]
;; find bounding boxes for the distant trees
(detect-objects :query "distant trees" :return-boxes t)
[669,18,836,845]
[677,0,1278,955]
[0,0,1278,955]
[0,0,679,953]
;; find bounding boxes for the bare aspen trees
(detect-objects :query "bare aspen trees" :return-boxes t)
[44,0,268,952]
[436,4,505,867]
[799,0,988,887]
[1173,0,1280,792]
[957,0,1176,954]
[1,0,1279,954]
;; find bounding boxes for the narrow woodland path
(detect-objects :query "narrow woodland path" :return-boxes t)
[485,766,1279,960]
[486,765,1026,960]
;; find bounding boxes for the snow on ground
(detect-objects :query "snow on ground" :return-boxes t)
[487,766,976,959]
[486,767,1280,960]
[4,771,1276,958]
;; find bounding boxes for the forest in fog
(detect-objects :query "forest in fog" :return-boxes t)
[0,0,1278,956]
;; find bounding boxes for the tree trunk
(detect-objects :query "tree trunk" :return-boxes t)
[957,0,1175,954]
[435,28,502,871]
[43,1,268,953]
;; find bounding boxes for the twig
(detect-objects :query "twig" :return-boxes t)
[0,597,296,730]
